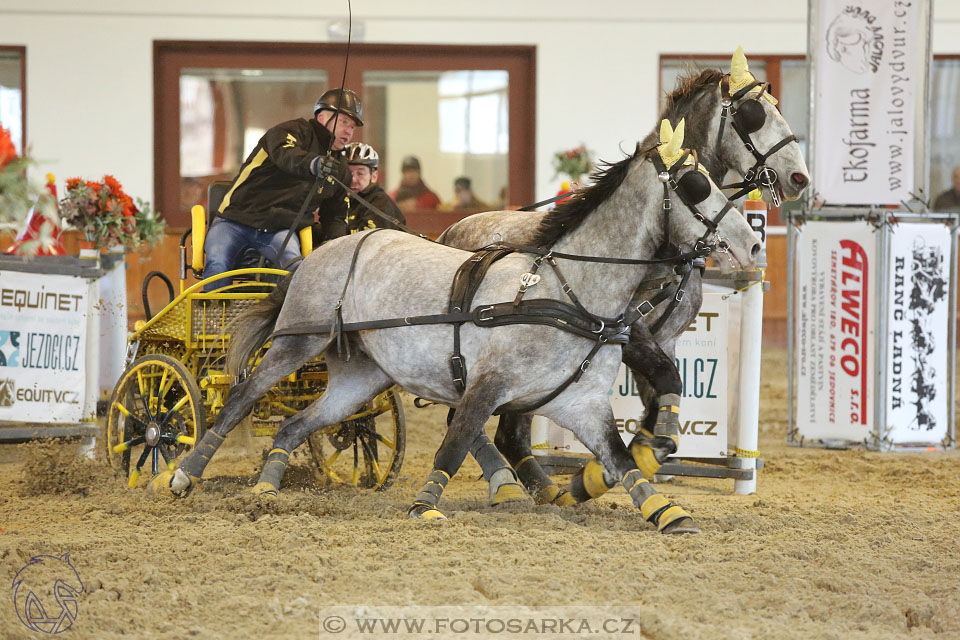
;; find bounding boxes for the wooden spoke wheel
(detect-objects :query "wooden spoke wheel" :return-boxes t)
[105,355,206,487]
[307,389,405,491]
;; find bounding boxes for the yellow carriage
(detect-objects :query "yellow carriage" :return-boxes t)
[103,184,405,491]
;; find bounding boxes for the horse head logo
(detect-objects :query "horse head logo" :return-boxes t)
[12,553,84,634]
[825,6,880,74]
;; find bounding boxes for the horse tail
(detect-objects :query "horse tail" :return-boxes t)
[225,274,293,378]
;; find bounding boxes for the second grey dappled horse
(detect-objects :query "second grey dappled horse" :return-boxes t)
[152,124,760,533]
[441,54,809,505]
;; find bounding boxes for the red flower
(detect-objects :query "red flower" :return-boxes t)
[0,125,16,169]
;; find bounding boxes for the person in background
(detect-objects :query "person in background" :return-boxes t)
[933,166,960,212]
[341,142,406,233]
[440,176,488,211]
[391,155,440,212]
[201,89,362,291]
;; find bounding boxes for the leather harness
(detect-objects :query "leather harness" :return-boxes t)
[268,149,729,413]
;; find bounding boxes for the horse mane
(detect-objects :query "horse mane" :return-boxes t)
[531,144,644,248]
[531,68,723,248]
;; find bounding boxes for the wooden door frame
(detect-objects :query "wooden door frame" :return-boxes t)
[0,45,27,151]
[154,41,536,226]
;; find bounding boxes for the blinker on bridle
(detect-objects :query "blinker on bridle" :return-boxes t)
[715,76,797,206]
[650,148,734,257]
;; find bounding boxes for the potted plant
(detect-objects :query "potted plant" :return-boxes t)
[59,174,165,254]
[0,125,61,256]
[552,144,593,187]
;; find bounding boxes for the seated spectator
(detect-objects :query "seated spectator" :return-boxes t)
[440,176,489,211]
[391,155,440,212]
[933,166,960,212]
[340,142,406,233]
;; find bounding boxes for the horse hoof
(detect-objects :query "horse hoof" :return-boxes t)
[408,504,446,520]
[533,484,560,505]
[148,470,178,497]
[491,482,531,506]
[552,491,577,508]
[251,482,279,498]
[660,517,701,535]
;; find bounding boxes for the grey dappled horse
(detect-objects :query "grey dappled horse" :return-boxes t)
[152,123,760,534]
[440,52,809,505]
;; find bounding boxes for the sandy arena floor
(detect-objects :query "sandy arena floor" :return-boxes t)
[0,349,958,639]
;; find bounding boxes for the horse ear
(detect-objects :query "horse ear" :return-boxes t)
[659,118,683,166]
[730,45,749,87]
[659,119,674,145]
[672,118,686,150]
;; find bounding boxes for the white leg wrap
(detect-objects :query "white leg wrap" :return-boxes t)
[170,468,192,493]
[488,467,517,502]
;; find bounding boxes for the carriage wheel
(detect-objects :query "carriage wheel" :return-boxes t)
[307,389,405,491]
[105,355,206,487]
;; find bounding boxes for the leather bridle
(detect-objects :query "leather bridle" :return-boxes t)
[714,75,797,206]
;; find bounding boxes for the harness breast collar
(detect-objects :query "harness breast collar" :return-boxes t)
[714,75,797,206]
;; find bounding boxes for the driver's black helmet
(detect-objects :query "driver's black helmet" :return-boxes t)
[313,88,364,126]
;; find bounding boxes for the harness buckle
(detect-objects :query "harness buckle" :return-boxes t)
[592,319,606,334]
[675,288,685,302]
[477,306,495,322]
[744,142,755,154]
[636,300,655,317]
[580,360,591,373]
[663,198,672,211]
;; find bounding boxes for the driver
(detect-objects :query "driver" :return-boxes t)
[202,89,362,291]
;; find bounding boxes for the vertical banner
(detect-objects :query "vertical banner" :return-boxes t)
[0,273,89,423]
[885,223,951,444]
[795,221,877,441]
[812,0,929,205]
[609,291,732,459]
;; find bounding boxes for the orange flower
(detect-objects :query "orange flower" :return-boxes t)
[0,125,16,169]
[66,177,83,190]
[103,174,123,194]
[85,180,102,193]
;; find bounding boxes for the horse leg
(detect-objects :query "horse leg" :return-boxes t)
[149,334,329,496]
[410,376,524,519]
[566,329,682,503]
[442,409,531,507]
[251,349,392,496]
[551,397,699,534]
[494,412,575,506]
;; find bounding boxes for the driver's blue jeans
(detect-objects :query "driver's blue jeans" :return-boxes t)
[202,218,301,291]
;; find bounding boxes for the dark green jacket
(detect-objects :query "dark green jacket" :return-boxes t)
[217,118,351,236]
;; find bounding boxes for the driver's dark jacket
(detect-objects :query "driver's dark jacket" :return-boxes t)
[216,118,351,238]
[346,185,406,233]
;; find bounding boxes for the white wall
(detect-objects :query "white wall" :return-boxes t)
[1,0,958,207]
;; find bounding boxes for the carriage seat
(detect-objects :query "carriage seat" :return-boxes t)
[189,181,313,277]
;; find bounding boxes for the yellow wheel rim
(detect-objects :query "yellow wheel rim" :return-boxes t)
[307,389,405,491]
[106,355,205,486]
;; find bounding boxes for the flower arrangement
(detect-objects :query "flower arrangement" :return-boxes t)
[552,144,593,181]
[59,174,165,252]
[0,125,60,255]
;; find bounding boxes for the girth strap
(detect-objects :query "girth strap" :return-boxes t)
[449,248,513,392]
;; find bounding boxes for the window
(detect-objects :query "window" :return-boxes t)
[0,47,25,153]
[156,42,535,227]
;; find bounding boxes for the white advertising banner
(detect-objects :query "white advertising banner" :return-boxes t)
[812,0,927,205]
[544,290,737,459]
[795,221,877,441]
[0,272,89,423]
[885,223,951,444]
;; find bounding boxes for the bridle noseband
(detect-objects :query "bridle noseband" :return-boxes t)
[714,75,797,206]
